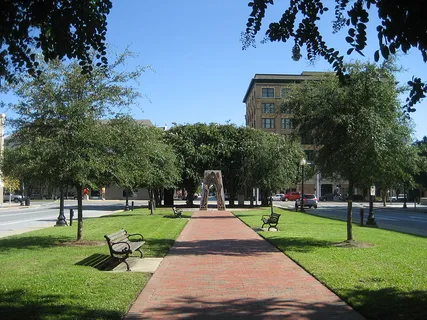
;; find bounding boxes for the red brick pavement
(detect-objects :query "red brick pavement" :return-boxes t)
[125,210,364,319]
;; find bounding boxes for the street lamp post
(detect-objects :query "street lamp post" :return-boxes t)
[365,185,378,227]
[403,182,407,209]
[300,158,307,212]
[55,189,67,226]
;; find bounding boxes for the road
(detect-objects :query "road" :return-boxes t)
[2,199,426,239]
[275,200,427,237]
[0,200,134,238]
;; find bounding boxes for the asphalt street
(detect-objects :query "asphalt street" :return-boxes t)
[0,200,134,238]
[275,200,427,237]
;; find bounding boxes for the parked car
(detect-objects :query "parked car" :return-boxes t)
[282,192,301,201]
[389,195,397,201]
[296,194,318,208]
[397,194,407,201]
[4,192,23,203]
[271,193,285,201]
[319,193,335,201]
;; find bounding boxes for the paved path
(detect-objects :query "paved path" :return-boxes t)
[126,210,364,319]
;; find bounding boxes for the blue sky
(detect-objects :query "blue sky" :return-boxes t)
[2,0,427,140]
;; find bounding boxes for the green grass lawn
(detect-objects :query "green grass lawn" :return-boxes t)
[234,208,427,319]
[0,208,191,320]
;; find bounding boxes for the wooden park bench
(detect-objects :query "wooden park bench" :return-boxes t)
[173,207,183,218]
[261,212,281,231]
[104,229,145,271]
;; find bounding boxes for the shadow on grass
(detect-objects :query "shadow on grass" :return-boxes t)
[0,235,68,253]
[341,286,427,319]
[126,296,361,319]
[75,253,120,271]
[162,214,192,219]
[262,236,333,253]
[98,214,138,219]
[144,239,176,257]
[0,289,122,320]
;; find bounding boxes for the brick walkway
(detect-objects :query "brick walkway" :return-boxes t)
[126,210,364,319]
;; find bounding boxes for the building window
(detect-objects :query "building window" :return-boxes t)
[262,103,275,113]
[262,118,275,129]
[304,150,315,161]
[262,88,274,98]
[281,118,293,129]
[281,87,291,97]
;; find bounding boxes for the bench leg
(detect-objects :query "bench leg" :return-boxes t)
[136,247,144,258]
[268,225,278,231]
[121,259,131,271]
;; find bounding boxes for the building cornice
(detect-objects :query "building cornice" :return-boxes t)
[242,72,334,103]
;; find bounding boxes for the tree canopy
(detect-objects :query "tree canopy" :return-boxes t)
[288,61,415,241]
[4,51,145,240]
[166,123,303,206]
[243,0,427,112]
[0,0,112,85]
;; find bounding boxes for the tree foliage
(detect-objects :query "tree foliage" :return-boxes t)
[166,123,303,206]
[414,137,427,192]
[103,116,180,213]
[243,0,427,112]
[288,61,414,240]
[4,51,145,240]
[239,127,303,204]
[0,0,112,85]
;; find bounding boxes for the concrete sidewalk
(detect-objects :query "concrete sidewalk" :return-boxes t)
[126,210,364,319]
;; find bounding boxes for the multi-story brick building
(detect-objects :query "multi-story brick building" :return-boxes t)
[243,72,348,197]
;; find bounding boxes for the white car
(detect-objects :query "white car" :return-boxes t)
[4,192,23,203]
[271,194,285,201]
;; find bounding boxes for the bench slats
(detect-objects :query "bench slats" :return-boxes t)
[104,229,145,271]
[261,213,281,231]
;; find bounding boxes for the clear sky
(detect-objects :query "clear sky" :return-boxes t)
[2,0,427,140]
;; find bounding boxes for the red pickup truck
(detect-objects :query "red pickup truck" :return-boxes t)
[282,192,301,201]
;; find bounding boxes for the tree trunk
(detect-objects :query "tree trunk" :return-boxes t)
[381,189,387,207]
[154,189,162,207]
[76,185,83,241]
[125,189,130,211]
[346,180,354,241]
[150,189,155,215]
[186,191,194,207]
[261,189,269,206]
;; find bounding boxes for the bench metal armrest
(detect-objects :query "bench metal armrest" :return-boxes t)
[262,214,270,219]
[128,233,144,241]
[111,241,131,253]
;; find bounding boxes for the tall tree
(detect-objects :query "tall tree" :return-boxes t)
[243,0,427,111]
[240,127,303,205]
[5,51,145,240]
[414,137,427,196]
[139,126,180,213]
[103,117,180,213]
[288,61,414,242]
[0,0,112,85]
